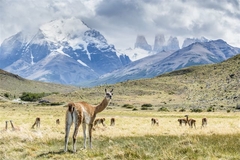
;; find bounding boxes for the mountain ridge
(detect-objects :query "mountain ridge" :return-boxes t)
[89,39,240,86]
[0,17,131,85]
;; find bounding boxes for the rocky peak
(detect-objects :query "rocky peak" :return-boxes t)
[165,36,180,51]
[134,35,152,51]
[153,34,165,52]
[182,37,208,48]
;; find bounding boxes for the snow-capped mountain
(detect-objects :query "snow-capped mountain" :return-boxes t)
[182,37,208,48]
[88,50,173,86]
[88,39,240,86]
[0,17,131,85]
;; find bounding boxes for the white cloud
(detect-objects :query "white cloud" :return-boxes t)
[0,0,240,49]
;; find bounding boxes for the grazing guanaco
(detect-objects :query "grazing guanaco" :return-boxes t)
[10,120,20,131]
[151,118,159,126]
[178,118,187,126]
[31,117,40,129]
[201,117,207,128]
[184,115,196,128]
[64,89,113,152]
[56,119,60,125]
[94,118,106,127]
[110,118,115,126]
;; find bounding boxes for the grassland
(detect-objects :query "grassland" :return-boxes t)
[0,103,240,160]
[0,55,239,159]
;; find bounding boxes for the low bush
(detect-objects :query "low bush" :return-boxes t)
[132,108,138,111]
[236,104,240,110]
[207,106,215,112]
[4,93,10,98]
[141,104,152,108]
[158,107,169,112]
[179,108,186,112]
[20,92,51,102]
[190,108,203,112]
[141,107,153,110]
[122,104,135,109]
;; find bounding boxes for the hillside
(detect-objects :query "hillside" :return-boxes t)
[45,54,240,111]
[0,69,78,99]
[1,54,239,112]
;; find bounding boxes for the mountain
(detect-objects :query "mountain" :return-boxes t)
[153,34,165,52]
[182,37,208,48]
[122,34,180,62]
[164,36,180,51]
[89,39,240,86]
[0,17,131,85]
[88,50,174,86]
[134,35,152,51]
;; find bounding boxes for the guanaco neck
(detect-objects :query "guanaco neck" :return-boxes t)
[95,97,111,114]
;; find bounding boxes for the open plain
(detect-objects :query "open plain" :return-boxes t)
[0,103,240,160]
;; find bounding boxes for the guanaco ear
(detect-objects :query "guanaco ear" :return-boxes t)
[105,88,107,93]
[110,89,113,93]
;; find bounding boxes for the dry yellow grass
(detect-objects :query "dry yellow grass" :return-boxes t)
[1,104,240,138]
[1,105,240,141]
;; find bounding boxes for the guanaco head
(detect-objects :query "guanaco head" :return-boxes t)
[105,89,113,99]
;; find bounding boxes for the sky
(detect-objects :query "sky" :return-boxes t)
[0,0,240,49]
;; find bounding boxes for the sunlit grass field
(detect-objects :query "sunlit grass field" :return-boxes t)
[1,103,240,160]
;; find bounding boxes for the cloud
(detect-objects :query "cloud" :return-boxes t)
[0,0,240,49]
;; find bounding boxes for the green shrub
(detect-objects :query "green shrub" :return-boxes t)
[50,102,64,106]
[20,92,50,102]
[122,104,134,109]
[132,108,138,111]
[141,104,152,108]
[179,108,186,112]
[190,108,203,112]
[158,107,169,112]
[4,93,10,98]
[141,104,153,110]
[236,104,240,110]
[141,107,153,110]
[207,106,215,112]
[168,91,175,95]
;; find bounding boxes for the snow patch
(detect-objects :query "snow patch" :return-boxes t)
[77,60,89,67]
[118,48,152,61]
